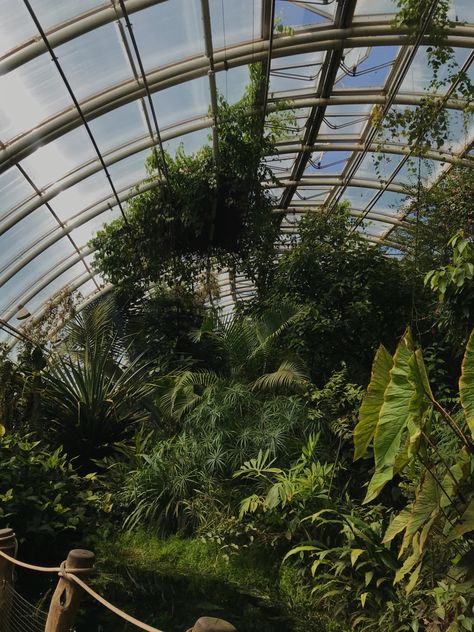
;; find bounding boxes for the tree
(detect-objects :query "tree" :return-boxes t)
[259,204,414,385]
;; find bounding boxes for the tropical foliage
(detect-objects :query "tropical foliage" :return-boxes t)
[90,66,292,297]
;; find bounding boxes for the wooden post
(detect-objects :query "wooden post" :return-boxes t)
[0,527,17,632]
[187,617,237,632]
[45,548,95,632]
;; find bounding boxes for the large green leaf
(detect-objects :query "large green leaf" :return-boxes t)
[446,497,474,541]
[354,345,393,461]
[365,330,415,503]
[460,329,474,438]
[400,471,440,555]
[383,508,412,544]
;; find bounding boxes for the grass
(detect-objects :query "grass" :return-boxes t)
[93,529,347,632]
[95,529,278,596]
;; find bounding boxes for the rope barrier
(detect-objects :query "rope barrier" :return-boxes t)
[0,549,164,632]
[0,549,89,574]
[60,569,164,632]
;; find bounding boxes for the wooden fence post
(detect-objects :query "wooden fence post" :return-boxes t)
[0,527,17,632]
[187,617,237,632]
[45,548,95,632]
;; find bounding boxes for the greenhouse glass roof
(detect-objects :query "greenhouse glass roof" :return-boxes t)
[0,0,473,344]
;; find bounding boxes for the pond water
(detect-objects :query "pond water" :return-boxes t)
[16,563,295,632]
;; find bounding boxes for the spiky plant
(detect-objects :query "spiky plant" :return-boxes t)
[41,299,154,470]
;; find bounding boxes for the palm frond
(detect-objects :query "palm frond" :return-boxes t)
[252,359,309,393]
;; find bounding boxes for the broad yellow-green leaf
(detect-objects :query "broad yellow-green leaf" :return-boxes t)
[364,466,395,504]
[408,349,434,404]
[460,329,474,438]
[373,329,414,473]
[0,424,5,437]
[365,571,374,587]
[383,508,412,544]
[283,545,318,562]
[354,345,393,461]
[400,472,440,555]
[446,497,474,541]
[364,330,415,503]
[360,592,369,607]
[405,562,422,594]
[442,448,470,511]
[351,548,364,567]
[395,533,421,584]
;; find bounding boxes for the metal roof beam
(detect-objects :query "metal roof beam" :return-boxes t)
[0,0,168,75]
[0,246,93,322]
[279,0,358,209]
[1,21,473,174]
[5,91,470,238]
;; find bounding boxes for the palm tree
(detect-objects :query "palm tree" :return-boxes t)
[41,299,155,470]
[158,302,308,421]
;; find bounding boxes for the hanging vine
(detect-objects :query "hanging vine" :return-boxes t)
[373,0,473,162]
[90,66,294,299]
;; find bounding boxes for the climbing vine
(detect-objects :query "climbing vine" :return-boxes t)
[91,66,294,299]
[373,0,474,164]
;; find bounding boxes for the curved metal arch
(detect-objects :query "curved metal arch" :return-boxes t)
[0,168,407,294]
[267,176,407,193]
[2,21,474,175]
[0,178,159,287]
[0,0,168,75]
[1,246,93,322]
[3,94,470,240]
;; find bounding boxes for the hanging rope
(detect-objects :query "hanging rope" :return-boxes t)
[410,156,423,335]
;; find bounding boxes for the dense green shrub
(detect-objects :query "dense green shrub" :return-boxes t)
[0,433,109,549]
[258,205,414,384]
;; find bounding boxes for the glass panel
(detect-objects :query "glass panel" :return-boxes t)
[55,22,131,102]
[75,278,101,301]
[304,150,352,175]
[354,0,397,16]
[0,53,71,141]
[107,150,149,194]
[335,46,396,89]
[450,0,474,22]
[264,153,296,175]
[319,104,371,136]
[269,52,324,94]
[0,168,35,220]
[89,101,147,154]
[216,66,249,104]
[0,0,37,57]
[396,158,445,187]
[294,187,330,203]
[0,241,76,314]
[28,0,106,31]
[164,128,210,156]
[342,186,377,208]
[354,152,404,182]
[274,0,333,27]
[49,171,112,223]
[26,263,90,316]
[369,190,409,218]
[19,125,95,189]
[70,205,121,249]
[0,206,58,274]
[362,220,394,237]
[127,1,204,73]
[401,46,472,95]
[210,0,262,49]
[152,77,210,130]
